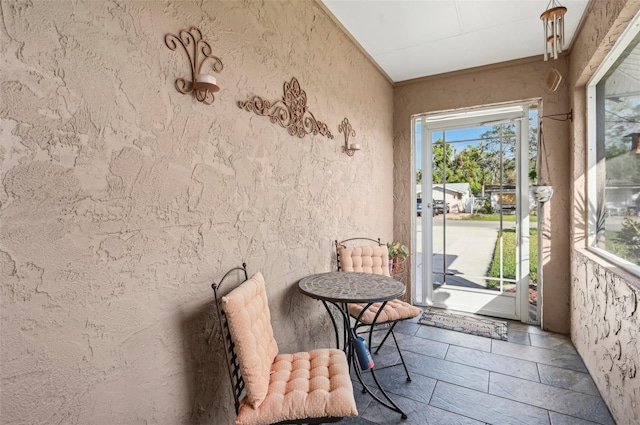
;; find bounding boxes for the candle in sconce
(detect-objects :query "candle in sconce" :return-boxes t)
[196,74,217,86]
[350,143,361,151]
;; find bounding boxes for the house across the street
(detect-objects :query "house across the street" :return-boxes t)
[416,183,474,213]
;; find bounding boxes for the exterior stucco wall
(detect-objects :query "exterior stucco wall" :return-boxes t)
[0,1,394,424]
[568,1,640,423]
[393,58,571,332]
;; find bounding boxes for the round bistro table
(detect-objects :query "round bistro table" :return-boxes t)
[298,271,408,419]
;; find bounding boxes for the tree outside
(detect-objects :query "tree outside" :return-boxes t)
[417,118,538,201]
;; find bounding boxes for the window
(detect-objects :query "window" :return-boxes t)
[587,13,640,274]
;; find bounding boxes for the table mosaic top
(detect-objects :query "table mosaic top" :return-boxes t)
[298,272,405,303]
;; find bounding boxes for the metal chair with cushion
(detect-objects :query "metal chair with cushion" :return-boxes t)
[335,238,422,382]
[212,263,358,425]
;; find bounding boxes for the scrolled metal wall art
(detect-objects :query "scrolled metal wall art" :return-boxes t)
[238,77,333,140]
[165,27,223,105]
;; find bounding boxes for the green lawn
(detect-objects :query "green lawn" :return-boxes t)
[487,229,538,287]
[605,230,633,262]
[465,213,538,223]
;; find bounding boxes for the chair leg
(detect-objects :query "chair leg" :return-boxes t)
[390,328,412,382]
[374,323,396,355]
[356,321,412,382]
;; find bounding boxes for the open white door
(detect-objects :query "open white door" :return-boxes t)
[413,104,534,322]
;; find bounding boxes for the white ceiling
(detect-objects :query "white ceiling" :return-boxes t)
[321,0,589,82]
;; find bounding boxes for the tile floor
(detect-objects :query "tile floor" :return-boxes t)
[344,316,615,425]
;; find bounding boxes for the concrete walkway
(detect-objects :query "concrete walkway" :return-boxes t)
[416,216,504,288]
[414,214,539,322]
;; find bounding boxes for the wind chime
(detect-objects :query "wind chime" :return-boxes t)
[540,0,567,61]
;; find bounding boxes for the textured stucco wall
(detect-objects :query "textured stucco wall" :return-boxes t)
[572,251,639,424]
[568,1,640,424]
[0,1,394,424]
[393,58,571,332]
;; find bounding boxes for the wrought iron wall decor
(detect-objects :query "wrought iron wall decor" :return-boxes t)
[165,27,223,105]
[237,77,333,139]
[339,118,360,156]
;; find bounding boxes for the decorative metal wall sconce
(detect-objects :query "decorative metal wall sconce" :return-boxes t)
[165,27,223,105]
[238,77,333,139]
[339,118,359,156]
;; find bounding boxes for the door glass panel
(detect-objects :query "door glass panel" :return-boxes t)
[431,124,519,292]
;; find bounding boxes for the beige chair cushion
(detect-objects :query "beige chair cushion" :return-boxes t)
[348,299,421,324]
[235,349,358,425]
[338,245,390,276]
[339,244,418,323]
[221,272,279,409]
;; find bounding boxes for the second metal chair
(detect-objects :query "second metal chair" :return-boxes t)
[335,237,421,381]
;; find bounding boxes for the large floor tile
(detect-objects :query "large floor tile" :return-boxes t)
[367,343,402,368]
[430,381,551,425]
[529,333,577,355]
[341,415,379,425]
[415,324,492,352]
[395,331,450,359]
[366,326,394,345]
[360,391,484,425]
[507,328,531,345]
[350,356,405,384]
[403,350,489,392]
[445,345,540,382]
[349,379,377,413]
[491,340,588,372]
[507,321,556,335]
[358,365,437,404]
[537,364,600,396]
[392,319,422,336]
[549,411,601,425]
[489,373,615,425]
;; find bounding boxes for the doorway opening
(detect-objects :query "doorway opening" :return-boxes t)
[412,103,539,323]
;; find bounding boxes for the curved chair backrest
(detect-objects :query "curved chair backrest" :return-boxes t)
[335,238,390,276]
[335,237,381,272]
[212,263,249,414]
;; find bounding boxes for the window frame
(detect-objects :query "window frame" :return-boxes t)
[586,12,640,276]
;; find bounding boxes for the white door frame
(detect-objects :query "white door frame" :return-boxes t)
[412,103,531,321]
